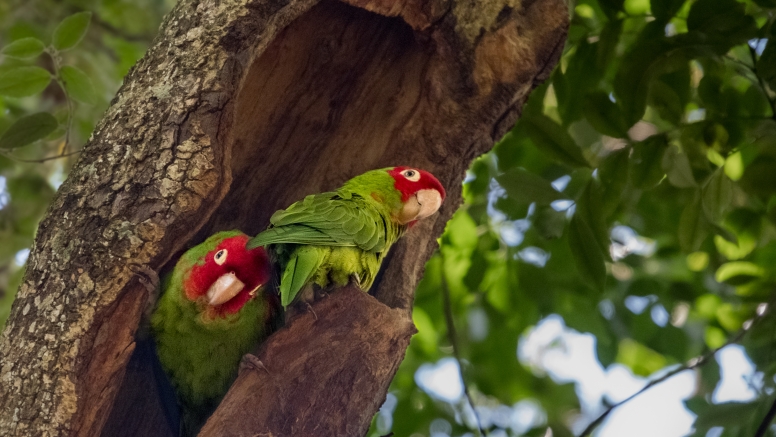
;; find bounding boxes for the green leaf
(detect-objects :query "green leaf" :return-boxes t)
[533,205,567,240]
[569,213,606,290]
[0,112,58,149]
[59,65,96,104]
[613,22,697,125]
[598,0,625,19]
[52,12,92,51]
[523,115,589,168]
[597,20,623,71]
[557,41,601,124]
[759,39,776,91]
[715,261,764,285]
[702,168,733,223]
[651,0,686,22]
[740,156,776,199]
[575,180,612,261]
[0,67,52,98]
[496,167,564,205]
[648,80,684,124]
[1,37,45,59]
[630,134,669,189]
[686,0,757,51]
[698,75,726,116]
[662,146,697,188]
[693,401,760,429]
[678,191,709,252]
[583,92,629,138]
[599,148,630,216]
[616,338,666,377]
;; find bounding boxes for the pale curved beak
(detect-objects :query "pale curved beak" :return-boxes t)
[399,189,443,224]
[416,189,443,219]
[206,272,245,306]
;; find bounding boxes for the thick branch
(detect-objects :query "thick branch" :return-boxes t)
[200,286,416,436]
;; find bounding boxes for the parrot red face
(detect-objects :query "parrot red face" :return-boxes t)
[183,235,271,318]
[388,167,446,225]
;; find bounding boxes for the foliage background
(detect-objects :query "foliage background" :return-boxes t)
[2,0,776,436]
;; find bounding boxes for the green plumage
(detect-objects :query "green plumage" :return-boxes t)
[249,169,406,307]
[151,231,273,436]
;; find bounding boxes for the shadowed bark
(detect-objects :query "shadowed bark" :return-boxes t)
[0,0,567,435]
[201,286,416,436]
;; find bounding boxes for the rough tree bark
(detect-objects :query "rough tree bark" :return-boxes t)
[0,0,567,435]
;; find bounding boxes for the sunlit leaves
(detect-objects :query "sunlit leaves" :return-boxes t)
[59,65,96,104]
[0,67,51,97]
[52,12,92,51]
[616,338,666,377]
[715,261,765,284]
[1,37,45,59]
[0,113,58,149]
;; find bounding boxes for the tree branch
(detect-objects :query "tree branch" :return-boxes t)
[440,250,485,436]
[755,395,776,437]
[579,302,772,437]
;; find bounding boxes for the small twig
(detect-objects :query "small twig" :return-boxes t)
[0,148,81,163]
[578,302,772,437]
[755,396,776,437]
[439,251,486,437]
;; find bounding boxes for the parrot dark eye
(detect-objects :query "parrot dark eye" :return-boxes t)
[402,169,420,182]
[214,249,227,265]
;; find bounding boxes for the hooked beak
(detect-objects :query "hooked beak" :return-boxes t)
[399,189,443,224]
[206,272,245,306]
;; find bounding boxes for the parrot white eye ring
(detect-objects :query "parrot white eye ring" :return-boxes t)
[401,169,420,182]
[214,249,227,265]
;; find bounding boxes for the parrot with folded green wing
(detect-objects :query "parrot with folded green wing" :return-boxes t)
[151,230,278,436]
[247,166,446,309]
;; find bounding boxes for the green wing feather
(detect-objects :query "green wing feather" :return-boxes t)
[280,246,323,307]
[248,192,387,252]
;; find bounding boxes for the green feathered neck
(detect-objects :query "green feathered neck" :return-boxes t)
[338,167,403,215]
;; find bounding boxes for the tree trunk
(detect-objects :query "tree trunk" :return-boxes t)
[0,0,567,435]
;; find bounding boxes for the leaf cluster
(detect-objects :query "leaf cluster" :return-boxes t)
[374,1,776,436]
[0,0,169,325]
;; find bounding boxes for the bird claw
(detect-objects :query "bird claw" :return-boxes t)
[129,263,160,320]
[305,302,318,320]
[350,273,362,289]
[129,263,160,294]
[240,354,269,375]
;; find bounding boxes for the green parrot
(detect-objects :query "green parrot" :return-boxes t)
[151,230,278,436]
[248,166,446,308]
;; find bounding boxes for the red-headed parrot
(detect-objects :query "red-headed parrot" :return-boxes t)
[248,166,446,309]
[151,230,278,435]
